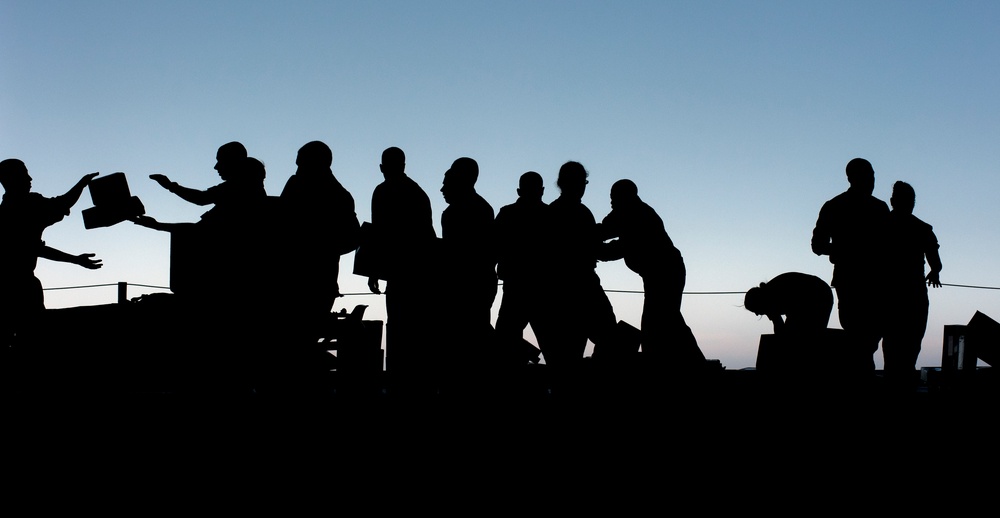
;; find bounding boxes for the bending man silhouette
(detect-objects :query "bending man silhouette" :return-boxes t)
[744,272,833,337]
[0,159,102,345]
[494,171,550,365]
[883,181,942,387]
[599,179,704,368]
[366,147,438,381]
[811,158,889,369]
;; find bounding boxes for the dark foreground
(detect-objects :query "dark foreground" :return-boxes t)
[4,303,998,504]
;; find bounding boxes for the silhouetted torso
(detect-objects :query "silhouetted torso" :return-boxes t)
[548,195,600,283]
[811,188,889,288]
[599,188,704,367]
[280,169,358,310]
[441,191,496,295]
[600,198,682,279]
[495,196,550,286]
[753,272,834,334]
[885,211,939,295]
[371,175,436,280]
[0,191,71,276]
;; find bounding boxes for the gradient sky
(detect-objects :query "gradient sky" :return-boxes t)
[3,1,998,369]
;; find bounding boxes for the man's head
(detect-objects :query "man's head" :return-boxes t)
[891,181,916,214]
[243,157,267,183]
[557,161,588,200]
[609,179,640,210]
[215,141,248,180]
[0,158,31,193]
[380,147,405,177]
[296,141,333,172]
[441,157,479,204]
[517,171,544,201]
[846,157,875,194]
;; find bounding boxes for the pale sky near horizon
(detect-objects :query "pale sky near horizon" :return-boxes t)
[3,1,999,369]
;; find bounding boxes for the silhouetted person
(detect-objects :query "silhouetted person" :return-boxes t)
[280,141,359,321]
[883,181,942,388]
[439,157,497,378]
[744,272,834,337]
[598,179,704,369]
[133,155,272,391]
[494,171,550,366]
[147,141,263,216]
[366,147,438,386]
[545,161,619,371]
[812,158,889,369]
[0,159,102,345]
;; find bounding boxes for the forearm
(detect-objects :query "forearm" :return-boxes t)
[167,183,213,206]
[39,245,77,264]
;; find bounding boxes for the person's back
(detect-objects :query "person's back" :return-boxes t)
[812,159,889,285]
[371,172,436,281]
[440,157,496,296]
[883,181,941,385]
[745,272,833,335]
[495,172,550,286]
[600,192,682,280]
[368,147,437,386]
[885,182,940,294]
[280,141,359,312]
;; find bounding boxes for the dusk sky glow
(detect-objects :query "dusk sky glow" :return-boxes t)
[4,1,999,369]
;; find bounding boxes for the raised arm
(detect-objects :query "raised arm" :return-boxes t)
[56,172,100,209]
[150,174,214,206]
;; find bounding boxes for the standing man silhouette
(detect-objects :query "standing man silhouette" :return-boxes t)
[494,171,550,365]
[0,159,102,345]
[545,161,618,371]
[439,157,497,376]
[280,141,359,320]
[883,181,942,388]
[811,158,889,369]
[599,179,704,368]
[366,147,438,385]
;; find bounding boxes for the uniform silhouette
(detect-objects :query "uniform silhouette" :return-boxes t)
[0,159,102,344]
[439,157,497,374]
[279,141,359,321]
[744,272,834,337]
[494,172,549,365]
[599,179,704,367]
[365,147,438,381]
[545,161,618,369]
[811,158,889,368]
[883,181,942,387]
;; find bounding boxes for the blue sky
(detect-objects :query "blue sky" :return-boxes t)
[3,1,999,369]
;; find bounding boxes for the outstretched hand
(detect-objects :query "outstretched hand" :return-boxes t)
[81,172,100,184]
[76,253,103,270]
[149,174,172,189]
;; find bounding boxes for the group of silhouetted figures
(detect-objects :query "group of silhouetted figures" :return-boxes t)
[746,158,942,390]
[0,147,942,395]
